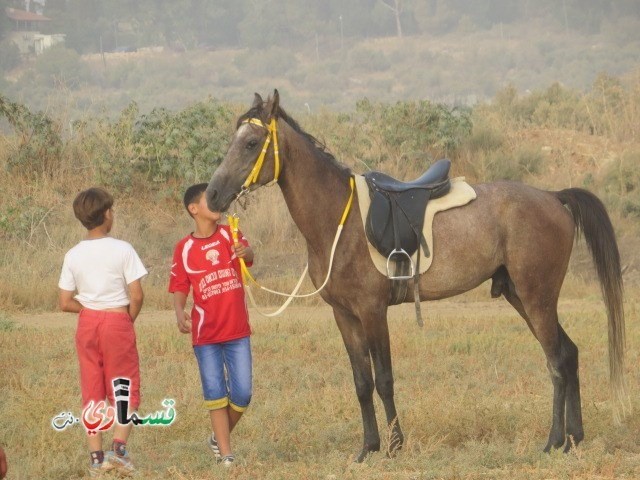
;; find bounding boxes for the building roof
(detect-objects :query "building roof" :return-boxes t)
[6,8,51,22]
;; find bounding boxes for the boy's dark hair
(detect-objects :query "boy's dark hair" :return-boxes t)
[183,183,209,214]
[73,187,114,230]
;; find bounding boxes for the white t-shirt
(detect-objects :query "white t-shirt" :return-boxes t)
[58,237,148,310]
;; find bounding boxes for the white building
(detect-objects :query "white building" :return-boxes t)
[5,7,65,55]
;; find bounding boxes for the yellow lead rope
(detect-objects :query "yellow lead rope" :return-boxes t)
[227,176,355,316]
[227,214,249,284]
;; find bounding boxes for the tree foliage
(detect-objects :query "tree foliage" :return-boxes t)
[33,0,638,54]
[0,94,62,176]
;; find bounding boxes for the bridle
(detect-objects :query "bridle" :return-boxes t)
[226,116,356,317]
[236,117,280,202]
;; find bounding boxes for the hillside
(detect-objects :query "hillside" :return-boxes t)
[1,20,639,117]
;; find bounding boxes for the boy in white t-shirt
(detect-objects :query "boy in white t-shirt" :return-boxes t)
[58,187,147,477]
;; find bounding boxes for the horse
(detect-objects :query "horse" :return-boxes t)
[205,90,626,462]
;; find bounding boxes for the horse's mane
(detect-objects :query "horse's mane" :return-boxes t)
[237,105,350,175]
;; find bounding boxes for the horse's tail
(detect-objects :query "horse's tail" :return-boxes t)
[554,188,628,422]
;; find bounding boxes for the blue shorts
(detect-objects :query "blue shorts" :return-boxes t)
[193,336,252,412]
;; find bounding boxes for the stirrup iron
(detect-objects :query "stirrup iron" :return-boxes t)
[386,248,415,280]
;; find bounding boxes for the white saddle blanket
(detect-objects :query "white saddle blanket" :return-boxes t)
[354,175,477,276]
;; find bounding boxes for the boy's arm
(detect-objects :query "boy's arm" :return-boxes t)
[173,291,191,333]
[233,230,254,264]
[127,279,144,322]
[233,243,254,263]
[59,289,82,313]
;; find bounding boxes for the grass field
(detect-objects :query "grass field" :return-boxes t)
[1,72,639,479]
[1,296,639,479]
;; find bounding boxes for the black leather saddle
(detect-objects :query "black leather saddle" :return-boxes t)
[363,158,451,270]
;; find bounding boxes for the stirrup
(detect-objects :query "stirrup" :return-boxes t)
[386,249,415,280]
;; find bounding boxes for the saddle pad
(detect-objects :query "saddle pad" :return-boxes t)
[354,175,477,276]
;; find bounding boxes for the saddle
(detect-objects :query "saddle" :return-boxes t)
[363,159,451,325]
[363,158,451,275]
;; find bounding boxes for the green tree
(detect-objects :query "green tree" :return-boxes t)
[44,0,106,53]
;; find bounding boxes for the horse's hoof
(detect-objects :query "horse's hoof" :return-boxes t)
[387,439,404,458]
[354,450,369,463]
[543,439,565,453]
[354,444,379,463]
[562,433,583,453]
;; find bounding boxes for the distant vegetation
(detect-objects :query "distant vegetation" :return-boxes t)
[0,73,639,311]
[0,0,638,114]
[1,0,637,53]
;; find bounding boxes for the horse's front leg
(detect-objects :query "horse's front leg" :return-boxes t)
[333,306,380,462]
[363,307,404,456]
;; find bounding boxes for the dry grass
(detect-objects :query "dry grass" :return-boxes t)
[2,83,640,478]
[1,298,640,479]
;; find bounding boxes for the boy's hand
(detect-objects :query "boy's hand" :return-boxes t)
[176,311,192,334]
[233,243,254,262]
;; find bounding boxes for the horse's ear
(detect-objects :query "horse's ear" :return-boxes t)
[251,93,263,109]
[269,89,280,119]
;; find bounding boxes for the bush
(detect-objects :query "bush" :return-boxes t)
[34,46,90,89]
[75,98,235,188]
[0,95,62,177]
[470,145,544,182]
[0,196,49,241]
[492,83,591,130]
[586,73,637,141]
[514,146,544,176]
[134,98,234,183]
[353,98,472,162]
[602,150,640,218]
[466,123,505,152]
[83,102,140,190]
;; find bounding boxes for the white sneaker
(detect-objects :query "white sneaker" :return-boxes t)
[218,454,235,467]
[104,450,136,476]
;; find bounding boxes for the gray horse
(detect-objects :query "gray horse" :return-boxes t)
[206,91,626,462]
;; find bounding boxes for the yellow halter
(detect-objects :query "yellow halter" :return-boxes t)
[241,117,280,190]
[231,116,356,315]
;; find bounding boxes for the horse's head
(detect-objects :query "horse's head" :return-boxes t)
[206,90,281,212]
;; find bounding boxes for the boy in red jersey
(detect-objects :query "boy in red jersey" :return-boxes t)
[169,183,254,466]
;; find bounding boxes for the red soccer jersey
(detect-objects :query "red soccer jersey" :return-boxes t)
[169,225,252,346]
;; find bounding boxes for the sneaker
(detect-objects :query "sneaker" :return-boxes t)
[88,454,111,477]
[88,462,107,478]
[207,433,221,460]
[218,454,235,467]
[104,450,136,476]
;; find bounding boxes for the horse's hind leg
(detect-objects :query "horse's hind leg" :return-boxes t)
[332,306,380,462]
[558,325,583,452]
[502,276,583,452]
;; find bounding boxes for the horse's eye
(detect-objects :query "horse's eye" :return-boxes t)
[246,139,258,150]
